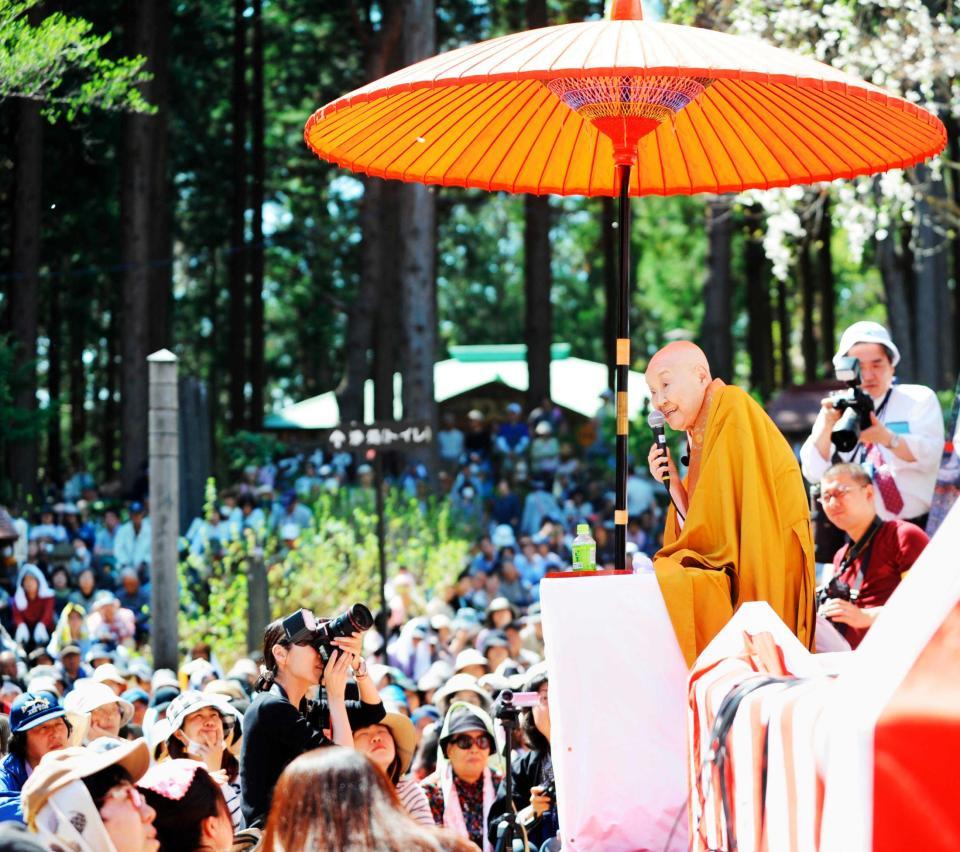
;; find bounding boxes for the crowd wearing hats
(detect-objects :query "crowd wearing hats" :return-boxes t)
[0,396,668,849]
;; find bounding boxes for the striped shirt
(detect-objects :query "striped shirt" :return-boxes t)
[223,782,244,830]
[396,777,435,827]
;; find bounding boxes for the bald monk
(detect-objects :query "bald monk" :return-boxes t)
[645,342,815,666]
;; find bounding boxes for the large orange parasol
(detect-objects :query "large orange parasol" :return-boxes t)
[305,0,946,569]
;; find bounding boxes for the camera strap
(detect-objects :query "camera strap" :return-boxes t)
[849,388,893,465]
[838,516,884,590]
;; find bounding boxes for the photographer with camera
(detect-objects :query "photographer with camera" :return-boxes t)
[487,667,558,852]
[800,322,944,529]
[239,605,385,829]
[815,463,928,649]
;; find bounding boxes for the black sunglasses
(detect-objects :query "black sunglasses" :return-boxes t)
[450,732,492,751]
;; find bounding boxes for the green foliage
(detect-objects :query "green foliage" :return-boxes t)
[177,487,472,668]
[0,0,154,121]
[221,430,288,473]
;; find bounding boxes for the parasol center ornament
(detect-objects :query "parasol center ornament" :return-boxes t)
[545,75,713,166]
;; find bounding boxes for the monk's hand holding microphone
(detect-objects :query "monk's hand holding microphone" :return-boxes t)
[647,410,676,486]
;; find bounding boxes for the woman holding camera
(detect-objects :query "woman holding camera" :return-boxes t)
[239,615,385,829]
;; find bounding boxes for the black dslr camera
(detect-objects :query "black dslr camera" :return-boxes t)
[281,604,374,663]
[829,356,874,452]
[816,576,859,609]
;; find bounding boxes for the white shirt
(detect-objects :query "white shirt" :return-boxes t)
[800,382,944,520]
[114,518,152,570]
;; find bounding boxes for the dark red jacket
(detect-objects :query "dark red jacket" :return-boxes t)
[832,519,928,648]
[12,595,54,631]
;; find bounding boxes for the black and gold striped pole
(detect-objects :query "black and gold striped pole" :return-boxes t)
[614,163,632,571]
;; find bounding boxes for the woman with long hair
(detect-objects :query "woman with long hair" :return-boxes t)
[261,748,473,851]
[420,702,503,851]
[239,613,384,829]
[352,712,434,826]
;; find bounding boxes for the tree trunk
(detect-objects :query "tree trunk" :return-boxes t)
[205,255,221,469]
[373,184,400,422]
[522,0,552,408]
[248,0,266,428]
[148,1,171,353]
[601,197,617,391]
[924,173,953,388]
[524,195,552,408]
[103,304,119,483]
[744,204,773,399]
[47,276,63,486]
[69,299,86,453]
[877,220,915,382]
[121,0,164,495]
[7,94,42,501]
[776,278,792,387]
[797,228,817,383]
[913,164,948,389]
[337,8,403,424]
[816,192,835,373]
[399,0,437,469]
[339,177,383,422]
[228,0,248,429]
[701,197,733,382]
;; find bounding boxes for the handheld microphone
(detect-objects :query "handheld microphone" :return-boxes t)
[647,409,670,490]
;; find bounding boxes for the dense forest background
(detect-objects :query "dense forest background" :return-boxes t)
[1,0,958,501]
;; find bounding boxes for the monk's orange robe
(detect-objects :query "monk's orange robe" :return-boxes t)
[654,381,816,667]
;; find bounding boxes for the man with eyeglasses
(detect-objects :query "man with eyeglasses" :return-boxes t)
[817,463,929,649]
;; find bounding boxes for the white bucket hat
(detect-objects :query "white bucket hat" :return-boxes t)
[835,321,900,367]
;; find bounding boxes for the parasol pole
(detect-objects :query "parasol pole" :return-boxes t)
[614,163,631,571]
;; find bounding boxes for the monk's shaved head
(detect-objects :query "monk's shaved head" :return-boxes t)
[645,341,713,431]
[646,341,711,377]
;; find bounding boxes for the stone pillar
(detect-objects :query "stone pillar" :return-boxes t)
[148,350,180,669]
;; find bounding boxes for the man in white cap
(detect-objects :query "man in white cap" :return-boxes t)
[800,321,944,527]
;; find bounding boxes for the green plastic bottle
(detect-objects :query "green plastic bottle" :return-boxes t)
[571,522,597,571]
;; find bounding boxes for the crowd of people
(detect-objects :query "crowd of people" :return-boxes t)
[0,321,953,849]
[0,393,663,850]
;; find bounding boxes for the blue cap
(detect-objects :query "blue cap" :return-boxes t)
[411,706,440,725]
[129,501,145,514]
[85,643,115,664]
[9,692,67,734]
[122,688,150,705]
[380,684,409,707]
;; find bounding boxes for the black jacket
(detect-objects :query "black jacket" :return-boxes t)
[487,749,558,850]
[239,683,385,828]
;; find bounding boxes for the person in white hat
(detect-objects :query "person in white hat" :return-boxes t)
[64,681,135,743]
[800,321,944,526]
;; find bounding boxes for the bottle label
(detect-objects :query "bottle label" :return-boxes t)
[571,542,596,571]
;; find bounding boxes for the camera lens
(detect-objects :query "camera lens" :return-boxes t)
[831,407,862,453]
[325,604,374,640]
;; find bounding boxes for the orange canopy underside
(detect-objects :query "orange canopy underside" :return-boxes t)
[304,20,946,197]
